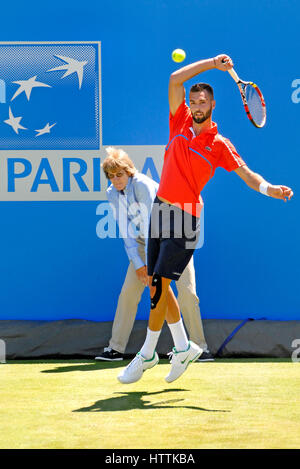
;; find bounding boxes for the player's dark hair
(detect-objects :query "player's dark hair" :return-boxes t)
[190,83,214,99]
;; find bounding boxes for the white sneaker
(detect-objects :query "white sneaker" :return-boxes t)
[117,351,159,384]
[165,341,203,383]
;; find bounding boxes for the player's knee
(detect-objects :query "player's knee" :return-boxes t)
[148,276,153,293]
[150,273,162,309]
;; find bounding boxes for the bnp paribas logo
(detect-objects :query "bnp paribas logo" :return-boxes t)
[0,42,101,149]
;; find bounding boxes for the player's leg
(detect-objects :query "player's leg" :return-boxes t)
[117,273,170,384]
[138,274,172,359]
[165,285,190,352]
[117,262,201,383]
[164,276,203,383]
[156,205,203,382]
[136,275,191,361]
[148,275,172,330]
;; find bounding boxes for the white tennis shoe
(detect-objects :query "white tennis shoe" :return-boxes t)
[117,351,159,384]
[165,341,203,383]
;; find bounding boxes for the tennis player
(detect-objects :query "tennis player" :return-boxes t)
[118,54,293,384]
[96,147,212,362]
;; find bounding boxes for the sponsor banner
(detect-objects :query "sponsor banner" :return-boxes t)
[0,41,165,200]
[0,146,164,200]
[0,41,101,150]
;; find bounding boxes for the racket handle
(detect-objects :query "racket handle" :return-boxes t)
[227,68,240,83]
[220,58,240,83]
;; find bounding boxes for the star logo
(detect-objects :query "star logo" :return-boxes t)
[35,122,56,137]
[0,42,100,150]
[47,55,88,89]
[11,76,51,101]
[4,106,27,134]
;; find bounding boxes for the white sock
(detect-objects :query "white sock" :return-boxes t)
[140,328,161,359]
[168,319,189,352]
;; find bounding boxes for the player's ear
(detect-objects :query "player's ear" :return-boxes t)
[212,99,216,110]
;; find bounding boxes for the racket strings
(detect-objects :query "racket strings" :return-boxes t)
[245,85,266,127]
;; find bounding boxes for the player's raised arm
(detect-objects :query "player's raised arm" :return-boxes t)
[168,54,234,116]
[235,165,294,202]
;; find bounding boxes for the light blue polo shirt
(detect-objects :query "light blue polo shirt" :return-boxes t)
[107,172,158,270]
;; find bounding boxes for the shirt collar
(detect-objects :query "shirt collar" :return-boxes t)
[122,175,133,195]
[189,121,218,138]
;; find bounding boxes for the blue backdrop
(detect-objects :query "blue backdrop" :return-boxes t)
[0,0,299,321]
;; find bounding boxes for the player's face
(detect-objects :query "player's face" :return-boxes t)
[189,91,215,124]
[107,170,129,191]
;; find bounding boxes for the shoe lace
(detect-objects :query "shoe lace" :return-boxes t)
[167,346,188,364]
[126,354,142,370]
[104,347,112,353]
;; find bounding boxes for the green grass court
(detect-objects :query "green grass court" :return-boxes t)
[1,358,300,449]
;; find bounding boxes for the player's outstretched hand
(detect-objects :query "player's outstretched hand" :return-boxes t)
[268,185,294,202]
[214,54,234,71]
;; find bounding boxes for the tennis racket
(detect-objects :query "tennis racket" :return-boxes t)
[226,66,266,128]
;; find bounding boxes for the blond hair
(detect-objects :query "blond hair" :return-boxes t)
[102,147,136,178]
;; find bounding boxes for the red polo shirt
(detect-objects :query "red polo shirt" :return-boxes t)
[157,100,246,216]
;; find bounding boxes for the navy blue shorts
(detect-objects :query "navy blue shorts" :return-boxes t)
[147,197,200,281]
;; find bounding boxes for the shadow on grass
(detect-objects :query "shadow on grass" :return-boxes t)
[39,358,204,373]
[73,389,230,413]
[6,358,290,373]
[41,360,126,373]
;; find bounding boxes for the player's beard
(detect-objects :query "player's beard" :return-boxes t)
[192,105,213,124]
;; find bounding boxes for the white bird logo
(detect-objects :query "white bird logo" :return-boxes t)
[35,122,56,137]
[4,107,27,134]
[11,76,51,101]
[47,55,88,89]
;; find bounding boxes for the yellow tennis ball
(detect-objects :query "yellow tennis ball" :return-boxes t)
[172,49,186,63]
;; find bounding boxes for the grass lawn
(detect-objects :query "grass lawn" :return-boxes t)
[1,358,300,449]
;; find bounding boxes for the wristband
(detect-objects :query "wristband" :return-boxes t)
[259,181,270,196]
